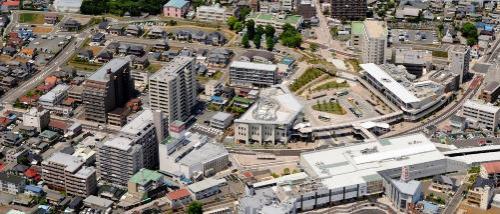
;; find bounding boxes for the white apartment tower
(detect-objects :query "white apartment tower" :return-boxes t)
[360,20,387,65]
[280,0,295,11]
[449,46,470,84]
[149,56,197,124]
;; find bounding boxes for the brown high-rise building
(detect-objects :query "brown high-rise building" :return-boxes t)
[331,0,367,20]
[82,58,133,123]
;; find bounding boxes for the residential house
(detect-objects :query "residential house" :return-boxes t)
[131,56,149,70]
[192,31,207,43]
[19,48,36,59]
[96,51,113,63]
[126,25,143,37]
[431,175,455,193]
[129,45,144,56]
[77,50,93,61]
[0,172,25,195]
[147,27,167,39]
[108,25,125,36]
[481,161,500,186]
[206,32,226,46]
[175,30,191,41]
[165,189,192,209]
[207,48,233,67]
[61,19,81,32]
[152,40,169,52]
[91,33,106,45]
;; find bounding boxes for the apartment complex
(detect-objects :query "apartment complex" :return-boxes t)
[128,169,165,198]
[97,137,144,187]
[234,85,303,144]
[0,172,25,195]
[229,61,278,88]
[360,63,447,121]
[331,0,367,20]
[280,0,294,11]
[119,109,167,169]
[196,4,232,22]
[353,20,387,64]
[39,84,70,107]
[448,46,471,84]
[466,178,495,210]
[82,58,133,123]
[41,152,97,197]
[462,99,500,133]
[149,56,197,124]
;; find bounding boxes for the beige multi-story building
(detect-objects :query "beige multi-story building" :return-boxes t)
[462,99,500,133]
[149,56,197,124]
[196,4,232,22]
[229,61,278,88]
[41,152,97,197]
[466,178,495,210]
[358,20,387,64]
[97,137,144,187]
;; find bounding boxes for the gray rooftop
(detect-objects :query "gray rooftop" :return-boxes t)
[88,58,130,82]
[391,179,422,195]
[187,178,227,193]
[83,195,113,209]
[178,141,228,166]
[149,56,193,81]
[44,152,84,173]
[211,111,232,122]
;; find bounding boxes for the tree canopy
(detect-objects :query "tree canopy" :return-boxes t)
[461,22,478,46]
[80,0,169,16]
[187,201,203,214]
[280,23,302,48]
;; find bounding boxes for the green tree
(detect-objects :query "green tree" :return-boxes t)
[227,16,238,30]
[187,201,203,214]
[310,43,319,52]
[238,6,251,21]
[264,24,275,37]
[280,24,302,48]
[461,22,478,45]
[266,36,274,51]
[242,34,250,48]
[253,34,261,49]
[283,168,290,175]
[246,19,255,40]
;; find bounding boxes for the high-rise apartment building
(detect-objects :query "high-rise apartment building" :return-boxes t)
[96,137,144,187]
[280,0,295,11]
[331,0,367,20]
[82,58,133,123]
[149,56,197,124]
[356,20,387,64]
[97,109,168,187]
[41,152,97,197]
[448,46,470,84]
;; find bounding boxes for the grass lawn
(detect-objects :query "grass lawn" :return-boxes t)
[146,63,163,73]
[312,101,346,115]
[346,59,361,72]
[289,68,324,92]
[196,71,223,83]
[19,13,45,24]
[432,50,448,58]
[67,61,102,71]
[312,81,349,91]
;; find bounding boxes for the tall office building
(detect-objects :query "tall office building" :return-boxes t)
[354,20,387,64]
[82,58,133,123]
[331,0,367,20]
[96,137,144,187]
[149,56,197,124]
[448,46,470,84]
[41,152,97,197]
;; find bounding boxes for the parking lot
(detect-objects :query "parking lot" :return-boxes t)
[390,29,439,45]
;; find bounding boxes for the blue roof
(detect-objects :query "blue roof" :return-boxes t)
[281,57,295,65]
[211,96,223,102]
[26,185,43,193]
[164,0,189,8]
[419,201,439,214]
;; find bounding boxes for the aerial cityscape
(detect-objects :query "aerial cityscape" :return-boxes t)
[0,0,497,214]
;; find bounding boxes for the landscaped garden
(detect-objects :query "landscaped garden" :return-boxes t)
[289,67,325,92]
[312,101,346,115]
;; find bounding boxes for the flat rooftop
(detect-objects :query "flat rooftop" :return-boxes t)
[149,56,193,81]
[88,58,129,82]
[463,99,500,114]
[120,109,153,136]
[301,133,445,189]
[364,20,386,38]
[235,85,303,125]
[44,152,84,173]
[230,61,277,72]
[361,63,420,103]
[104,137,134,151]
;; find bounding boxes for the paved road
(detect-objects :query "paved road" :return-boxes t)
[443,184,467,214]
